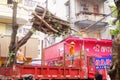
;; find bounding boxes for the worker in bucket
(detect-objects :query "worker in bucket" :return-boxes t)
[16,47,27,65]
[69,41,75,67]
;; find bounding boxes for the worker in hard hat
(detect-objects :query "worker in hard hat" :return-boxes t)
[16,47,27,65]
[69,41,75,67]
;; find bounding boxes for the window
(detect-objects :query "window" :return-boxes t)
[93,5,99,14]
[23,28,30,35]
[18,28,22,34]
[81,4,89,12]
[38,50,40,55]
[6,24,12,35]
[7,0,12,4]
[24,0,37,7]
[94,31,100,38]
[53,0,56,4]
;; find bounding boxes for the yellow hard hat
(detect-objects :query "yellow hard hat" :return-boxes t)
[70,41,75,44]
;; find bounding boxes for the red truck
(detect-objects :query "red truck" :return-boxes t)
[0,36,112,80]
[44,36,112,79]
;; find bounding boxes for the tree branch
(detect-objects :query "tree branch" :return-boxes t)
[33,12,58,33]
[18,28,34,48]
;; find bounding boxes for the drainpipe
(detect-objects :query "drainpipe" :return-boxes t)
[69,0,76,35]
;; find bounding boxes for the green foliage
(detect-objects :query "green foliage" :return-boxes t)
[110,20,120,35]
[109,4,120,35]
[52,22,70,36]
[74,31,81,36]
[110,6,118,17]
[30,28,36,34]
[116,21,120,29]
[6,52,15,66]
[109,20,114,25]
[54,23,59,27]
[114,0,119,2]
[110,29,119,35]
[8,52,15,57]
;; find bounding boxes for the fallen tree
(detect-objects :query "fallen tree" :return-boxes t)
[8,4,70,66]
[33,5,70,35]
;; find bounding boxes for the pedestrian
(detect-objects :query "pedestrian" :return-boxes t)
[94,70,103,80]
[69,41,75,67]
[16,47,27,65]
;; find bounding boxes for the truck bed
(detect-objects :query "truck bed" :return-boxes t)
[0,65,86,80]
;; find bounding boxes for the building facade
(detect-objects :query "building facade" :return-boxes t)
[41,0,111,39]
[43,0,113,48]
[69,0,112,39]
[0,0,28,36]
[0,0,41,61]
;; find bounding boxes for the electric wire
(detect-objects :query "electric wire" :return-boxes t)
[79,9,116,32]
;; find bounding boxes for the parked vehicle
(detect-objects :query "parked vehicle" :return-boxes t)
[44,36,112,79]
[0,36,112,80]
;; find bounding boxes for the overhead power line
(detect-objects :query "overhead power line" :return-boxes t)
[80,9,116,32]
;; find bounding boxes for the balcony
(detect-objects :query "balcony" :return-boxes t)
[0,4,28,24]
[74,10,108,31]
[76,11,106,22]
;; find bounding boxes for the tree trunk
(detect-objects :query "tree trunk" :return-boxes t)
[8,2,34,67]
[8,27,34,66]
[108,33,120,80]
[109,1,120,80]
[8,2,18,66]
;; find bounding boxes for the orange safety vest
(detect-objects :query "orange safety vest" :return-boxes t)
[17,51,26,62]
[69,44,75,55]
[17,54,25,62]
